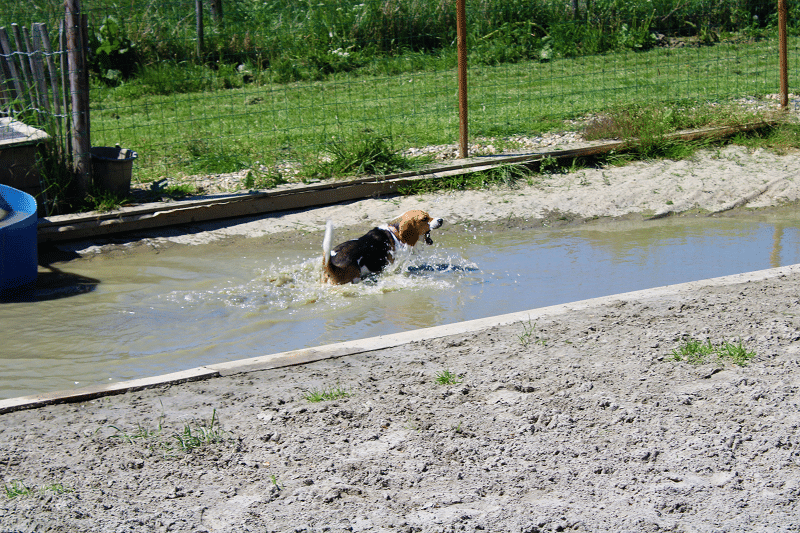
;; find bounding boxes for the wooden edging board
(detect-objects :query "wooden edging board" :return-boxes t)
[37,122,769,243]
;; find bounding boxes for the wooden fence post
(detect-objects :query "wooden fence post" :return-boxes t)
[65,0,91,195]
[196,0,204,61]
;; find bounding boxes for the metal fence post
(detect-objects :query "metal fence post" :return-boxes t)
[778,0,788,110]
[457,0,468,159]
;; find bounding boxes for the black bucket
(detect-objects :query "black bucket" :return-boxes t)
[90,146,138,195]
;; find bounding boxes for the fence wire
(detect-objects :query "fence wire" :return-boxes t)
[2,0,798,188]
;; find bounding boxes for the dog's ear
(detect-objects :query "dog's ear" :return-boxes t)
[398,217,421,246]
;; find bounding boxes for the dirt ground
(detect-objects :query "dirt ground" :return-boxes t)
[2,145,800,532]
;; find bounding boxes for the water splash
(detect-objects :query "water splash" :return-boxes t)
[158,248,480,315]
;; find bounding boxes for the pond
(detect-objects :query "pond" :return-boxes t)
[1,212,799,400]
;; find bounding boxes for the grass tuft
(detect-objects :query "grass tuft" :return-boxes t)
[518,318,547,347]
[304,383,350,403]
[306,132,425,180]
[671,338,756,367]
[3,480,72,500]
[173,409,227,452]
[399,164,528,195]
[4,480,34,499]
[108,409,228,456]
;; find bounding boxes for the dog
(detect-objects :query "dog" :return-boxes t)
[322,209,444,284]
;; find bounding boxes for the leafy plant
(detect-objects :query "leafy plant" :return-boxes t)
[243,169,288,190]
[80,184,132,213]
[89,15,138,83]
[435,369,462,386]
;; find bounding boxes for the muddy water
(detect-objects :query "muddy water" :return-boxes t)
[2,214,799,399]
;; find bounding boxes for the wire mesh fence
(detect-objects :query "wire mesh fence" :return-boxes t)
[2,0,798,191]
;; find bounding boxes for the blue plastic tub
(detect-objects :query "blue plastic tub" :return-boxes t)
[0,184,38,294]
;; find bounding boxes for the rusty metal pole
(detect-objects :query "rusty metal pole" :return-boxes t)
[778,0,788,110]
[456,0,468,159]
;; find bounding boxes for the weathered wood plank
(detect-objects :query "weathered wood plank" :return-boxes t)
[0,26,25,106]
[11,24,36,109]
[25,24,50,113]
[35,23,62,118]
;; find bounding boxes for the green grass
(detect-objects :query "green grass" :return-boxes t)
[307,132,430,180]
[398,163,529,195]
[4,479,72,499]
[6,0,788,79]
[87,33,790,187]
[303,383,350,403]
[3,480,34,499]
[671,338,756,367]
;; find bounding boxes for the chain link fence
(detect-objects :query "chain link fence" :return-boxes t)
[2,0,798,188]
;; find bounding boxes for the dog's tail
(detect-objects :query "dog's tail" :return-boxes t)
[322,220,334,267]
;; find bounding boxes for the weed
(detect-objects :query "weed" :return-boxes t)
[304,384,350,403]
[243,168,289,190]
[40,483,73,495]
[2,479,71,500]
[108,418,164,444]
[107,409,228,456]
[4,480,33,499]
[306,133,422,180]
[146,179,197,199]
[270,474,282,491]
[671,338,756,366]
[173,410,226,452]
[80,185,132,213]
[518,318,546,347]
[435,369,462,386]
[717,340,757,367]
[398,164,528,196]
[584,102,765,162]
[671,338,716,365]
[539,155,559,173]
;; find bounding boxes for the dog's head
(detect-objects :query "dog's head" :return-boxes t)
[391,210,444,247]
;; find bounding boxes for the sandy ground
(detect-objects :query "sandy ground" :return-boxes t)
[3,145,800,532]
